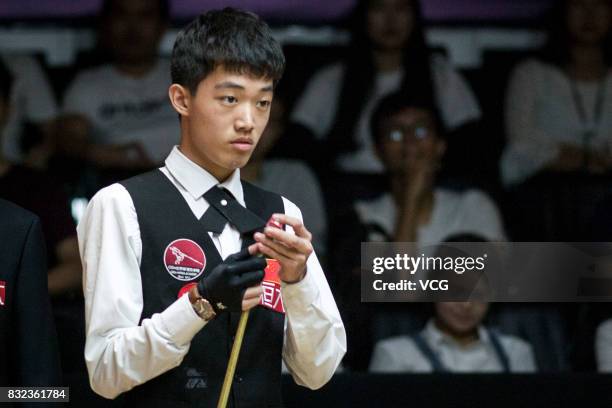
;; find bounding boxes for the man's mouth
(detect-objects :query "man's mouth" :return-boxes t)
[230,138,254,152]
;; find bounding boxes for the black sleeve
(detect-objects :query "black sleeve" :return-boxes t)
[13,216,62,386]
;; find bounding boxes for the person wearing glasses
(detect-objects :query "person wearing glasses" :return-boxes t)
[355,92,505,246]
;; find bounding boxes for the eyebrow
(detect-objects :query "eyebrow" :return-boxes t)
[214,81,273,93]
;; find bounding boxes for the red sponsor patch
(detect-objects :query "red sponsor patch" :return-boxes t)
[0,280,5,306]
[259,259,285,314]
[163,239,206,281]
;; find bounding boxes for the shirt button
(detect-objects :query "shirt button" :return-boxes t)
[221,199,228,206]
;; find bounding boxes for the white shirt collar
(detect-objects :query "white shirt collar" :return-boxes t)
[164,146,245,205]
[423,318,489,349]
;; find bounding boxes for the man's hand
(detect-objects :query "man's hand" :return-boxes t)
[196,248,266,312]
[251,214,313,284]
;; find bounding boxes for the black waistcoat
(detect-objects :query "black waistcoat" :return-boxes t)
[120,170,285,408]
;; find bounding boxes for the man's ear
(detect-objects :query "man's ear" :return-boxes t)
[169,84,191,117]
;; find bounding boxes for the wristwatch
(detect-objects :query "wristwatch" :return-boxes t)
[191,296,217,321]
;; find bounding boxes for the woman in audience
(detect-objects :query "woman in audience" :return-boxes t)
[501,0,612,186]
[291,0,481,175]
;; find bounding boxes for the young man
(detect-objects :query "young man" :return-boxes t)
[61,0,176,172]
[77,8,346,406]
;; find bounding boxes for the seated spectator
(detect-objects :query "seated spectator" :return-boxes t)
[369,301,537,373]
[241,95,328,257]
[59,0,177,174]
[0,54,57,165]
[501,0,612,186]
[355,92,505,246]
[291,0,481,175]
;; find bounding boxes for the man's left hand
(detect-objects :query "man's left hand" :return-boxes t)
[250,214,313,283]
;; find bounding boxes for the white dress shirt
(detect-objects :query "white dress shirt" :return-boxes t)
[77,146,346,399]
[369,319,536,373]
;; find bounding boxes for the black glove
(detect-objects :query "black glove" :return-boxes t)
[197,248,266,313]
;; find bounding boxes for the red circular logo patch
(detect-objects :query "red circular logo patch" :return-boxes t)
[163,239,206,281]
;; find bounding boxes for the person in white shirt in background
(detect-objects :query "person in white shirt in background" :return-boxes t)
[77,8,345,405]
[371,242,536,374]
[370,301,537,373]
[291,0,481,174]
[501,0,612,186]
[355,92,505,247]
[59,0,178,171]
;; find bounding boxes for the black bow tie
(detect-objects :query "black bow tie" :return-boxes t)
[200,185,266,234]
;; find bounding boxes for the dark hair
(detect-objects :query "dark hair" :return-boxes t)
[100,0,170,21]
[370,91,442,147]
[0,61,13,102]
[327,0,437,156]
[540,0,612,66]
[171,8,285,94]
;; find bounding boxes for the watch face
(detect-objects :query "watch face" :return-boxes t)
[196,298,216,320]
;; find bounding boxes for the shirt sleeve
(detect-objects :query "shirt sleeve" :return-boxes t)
[596,319,612,372]
[505,336,537,373]
[78,184,206,399]
[11,55,58,122]
[501,60,562,186]
[459,190,507,241]
[62,72,97,117]
[430,54,481,130]
[290,64,344,140]
[279,197,346,389]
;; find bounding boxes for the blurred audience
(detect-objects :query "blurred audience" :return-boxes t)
[291,0,481,175]
[0,60,81,298]
[58,0,177,176]
[0,53,58,166]
[241,94,328,257]
[501,0,612,186]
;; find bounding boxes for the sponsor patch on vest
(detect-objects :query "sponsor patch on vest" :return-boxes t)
[259,259,285,314]
[0,280,5,306]
[164,239,206,281]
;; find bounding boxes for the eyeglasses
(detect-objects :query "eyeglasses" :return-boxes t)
[383,123,434,143]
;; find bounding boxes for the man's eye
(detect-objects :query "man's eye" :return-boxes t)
[257,100,271,109]
[221,96,237,104]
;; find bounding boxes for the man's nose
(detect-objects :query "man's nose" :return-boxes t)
[235,104,255,132]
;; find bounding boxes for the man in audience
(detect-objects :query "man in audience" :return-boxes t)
[59,0,176,176]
